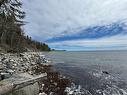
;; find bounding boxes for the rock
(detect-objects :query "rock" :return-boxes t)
[31,62,36,65]
[0,52,50,80]
[20,53,25,57]
[0,52,74,95]
[6,69,14,74]
[1,57,6,61]
[6,82,40,95]
[0,64,4,70]
[102,71,109,74]
[0,53,4,55]
[39,92,47,95]
[0,74,4,80]
[0,72,11,79]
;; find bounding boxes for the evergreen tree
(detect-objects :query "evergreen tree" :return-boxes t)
[0,0,25,25]
[0,0,51,52]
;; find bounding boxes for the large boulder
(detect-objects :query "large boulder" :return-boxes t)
[5,82,39,95]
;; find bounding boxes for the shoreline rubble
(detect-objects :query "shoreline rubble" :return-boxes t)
[0,52,85,95]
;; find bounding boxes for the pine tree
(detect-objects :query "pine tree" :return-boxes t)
[0,0,25,25]
[0,0,51,52]
[0,0,25,51]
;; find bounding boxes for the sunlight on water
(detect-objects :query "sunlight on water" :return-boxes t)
[44,50,127,95]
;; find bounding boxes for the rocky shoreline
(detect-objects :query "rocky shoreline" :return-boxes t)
[0,52,72,95]
[0,52,88,95]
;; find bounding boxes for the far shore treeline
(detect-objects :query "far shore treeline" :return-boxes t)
[0,0,51,53]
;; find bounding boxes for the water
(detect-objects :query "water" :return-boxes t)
[44,50,127,95]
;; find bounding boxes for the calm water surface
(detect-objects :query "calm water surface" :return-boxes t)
[44,51,127,95]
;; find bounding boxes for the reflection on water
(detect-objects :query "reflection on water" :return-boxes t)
[44,50,127,95]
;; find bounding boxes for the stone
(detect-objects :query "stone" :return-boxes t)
[0,72,11,79]
[102,71,109,74]
[0,74,4,80]
[1,58,6,61]
[39,92,47,95]
[0,64,4,70]
[20,53,25,57]
[7,69,14,74]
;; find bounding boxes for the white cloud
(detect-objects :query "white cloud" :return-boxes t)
[49,35,127,50]
[22,0,127,40]
[22,0,127,50]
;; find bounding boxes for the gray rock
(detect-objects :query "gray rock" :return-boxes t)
[0,64,4,70]
[0,72,11,79]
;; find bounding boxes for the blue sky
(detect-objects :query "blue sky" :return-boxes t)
[22,0,127,51]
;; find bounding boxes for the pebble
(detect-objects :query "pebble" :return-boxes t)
[0,52,48,80]
[39,92,47,95]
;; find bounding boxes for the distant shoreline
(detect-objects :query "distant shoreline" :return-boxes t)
[51,49,127,52]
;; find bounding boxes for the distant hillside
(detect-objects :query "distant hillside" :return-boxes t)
[0,0,50,53]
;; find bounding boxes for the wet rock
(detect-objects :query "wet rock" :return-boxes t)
[102,71,109,74]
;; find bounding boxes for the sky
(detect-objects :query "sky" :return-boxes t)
[22,0,127,51]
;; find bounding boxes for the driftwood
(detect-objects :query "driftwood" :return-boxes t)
[0,73,47,95]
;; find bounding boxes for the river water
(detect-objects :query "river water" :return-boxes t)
[44,50,127,95]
